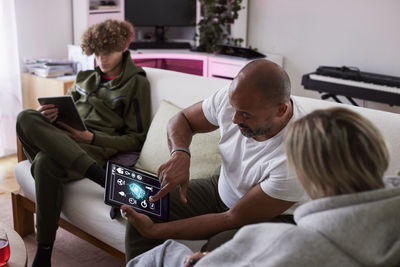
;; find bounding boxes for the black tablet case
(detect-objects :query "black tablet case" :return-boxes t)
[38,95,87,131]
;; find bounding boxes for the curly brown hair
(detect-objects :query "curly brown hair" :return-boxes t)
[81,19,134,56]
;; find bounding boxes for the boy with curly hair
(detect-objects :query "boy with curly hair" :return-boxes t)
[16,19,151,267]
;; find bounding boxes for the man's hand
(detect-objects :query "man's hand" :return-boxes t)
[151,151,190,204]
[184,251,209,267]
[37,104,58,123]
[121,205,160,239]
[57,121,94,144]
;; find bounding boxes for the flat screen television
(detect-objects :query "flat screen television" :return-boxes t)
[125,0,196,27]
[125,0,196,47]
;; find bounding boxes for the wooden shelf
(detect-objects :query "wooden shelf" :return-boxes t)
[89,8,120,14]
[21,73,75,109]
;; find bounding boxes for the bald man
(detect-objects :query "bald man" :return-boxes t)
[123,59,308,261]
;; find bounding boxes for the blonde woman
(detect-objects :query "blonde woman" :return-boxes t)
[128,107,400,267]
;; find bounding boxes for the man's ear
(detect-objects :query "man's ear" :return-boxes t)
[276,103,287,117]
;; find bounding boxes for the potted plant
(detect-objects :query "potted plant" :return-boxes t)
[196,0,244,53]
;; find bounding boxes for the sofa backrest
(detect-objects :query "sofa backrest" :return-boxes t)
[143,67,400,176]
[143,67,230,116]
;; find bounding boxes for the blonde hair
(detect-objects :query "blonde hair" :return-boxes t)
[284,107,388,197]
[81,19,134,56]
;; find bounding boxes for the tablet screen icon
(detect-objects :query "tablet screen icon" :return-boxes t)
[145,186,153,192]
[128,198,137,205]
[141,200,148,208]
[129,182,146,200]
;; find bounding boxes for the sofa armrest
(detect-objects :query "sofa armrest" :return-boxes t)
[17,138,27,162]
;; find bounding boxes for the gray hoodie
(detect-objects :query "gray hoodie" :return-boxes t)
[128,186,400,267]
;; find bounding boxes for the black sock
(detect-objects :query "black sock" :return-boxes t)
[85,163,106,187]
[32,243,53,267]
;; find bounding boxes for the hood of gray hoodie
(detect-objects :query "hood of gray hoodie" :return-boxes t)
[294,186,400,266]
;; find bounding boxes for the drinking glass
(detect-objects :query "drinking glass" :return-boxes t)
[0,228,10,266]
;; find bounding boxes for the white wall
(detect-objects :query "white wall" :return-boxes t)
[248,0,400,113]
[12,0,400,113]
[15,0,73,61]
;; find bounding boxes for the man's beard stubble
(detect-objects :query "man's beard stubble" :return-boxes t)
[237,123,272,138]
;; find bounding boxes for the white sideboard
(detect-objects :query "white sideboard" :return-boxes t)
[130,49,283,80]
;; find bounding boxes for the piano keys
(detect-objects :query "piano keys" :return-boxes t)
[302,72,400,106]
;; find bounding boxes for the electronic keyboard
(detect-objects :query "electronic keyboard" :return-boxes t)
[302,66,400,106]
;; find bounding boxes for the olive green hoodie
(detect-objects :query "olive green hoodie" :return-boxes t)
[68,51,151,153]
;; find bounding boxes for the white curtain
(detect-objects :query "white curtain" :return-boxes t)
[0,0,22,156]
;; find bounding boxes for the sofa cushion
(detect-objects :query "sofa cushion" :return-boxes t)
[135,100,221,179]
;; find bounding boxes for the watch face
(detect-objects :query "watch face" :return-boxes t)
[104,161,169,221]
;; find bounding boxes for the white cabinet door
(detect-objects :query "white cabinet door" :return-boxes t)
[208,58,249,79]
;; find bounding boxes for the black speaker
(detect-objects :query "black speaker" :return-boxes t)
[216,45,266,59]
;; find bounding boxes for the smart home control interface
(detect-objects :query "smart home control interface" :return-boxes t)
[104,161,169,221]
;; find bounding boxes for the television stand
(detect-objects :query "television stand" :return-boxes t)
[130,41,191,50]
[129,49,283,79]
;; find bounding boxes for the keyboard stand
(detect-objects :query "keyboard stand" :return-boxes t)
[321,93,342,104]
[345,96,359,106]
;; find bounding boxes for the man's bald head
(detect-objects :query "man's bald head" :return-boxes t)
[233,59,291,105]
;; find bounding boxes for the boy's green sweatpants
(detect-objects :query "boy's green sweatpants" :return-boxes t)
[16,109,115,245]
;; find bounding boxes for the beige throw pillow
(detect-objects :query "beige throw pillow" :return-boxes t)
[135,100,221,179]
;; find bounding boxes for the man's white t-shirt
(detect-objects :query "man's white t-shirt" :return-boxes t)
[202,86,308,213]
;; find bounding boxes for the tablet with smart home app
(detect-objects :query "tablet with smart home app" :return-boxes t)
[104,161,169,221]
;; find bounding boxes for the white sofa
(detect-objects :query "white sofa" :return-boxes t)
[13,67,400,261]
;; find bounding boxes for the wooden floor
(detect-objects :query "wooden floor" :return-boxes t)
[0,154,19,203]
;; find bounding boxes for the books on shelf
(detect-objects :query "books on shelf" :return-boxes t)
[24,58,75,78]
[89,0,119,11]
[96,5,118,10]
[28,66,73,78]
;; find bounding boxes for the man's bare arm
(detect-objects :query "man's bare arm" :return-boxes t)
[123,184,295,240]
[166,101,219,150]
[151,101,218,203]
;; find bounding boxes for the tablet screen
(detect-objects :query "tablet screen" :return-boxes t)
[104,161,169,221]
